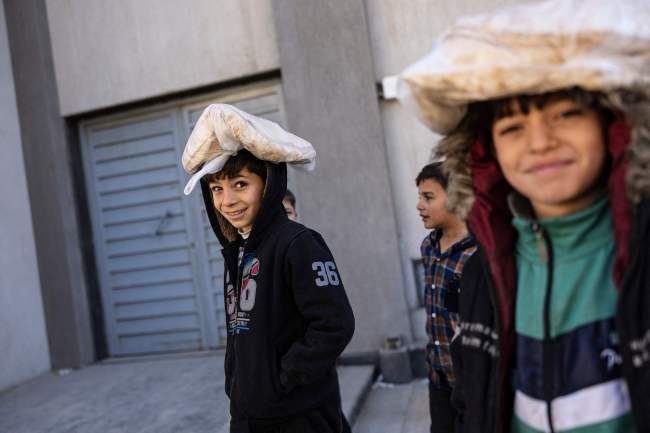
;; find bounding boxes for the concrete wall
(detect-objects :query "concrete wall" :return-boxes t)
[365,0,527,339]
[366,0,526,80]
[378,102,437,340]
[5,0,95,369]
[45,0,279,116]
[29,0,529,357]
[272,0,412,352]
[0,0,50,391]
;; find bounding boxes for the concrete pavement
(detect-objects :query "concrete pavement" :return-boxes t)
[354,378,430,433]
[0,351,376,433]
[0,352,227,433]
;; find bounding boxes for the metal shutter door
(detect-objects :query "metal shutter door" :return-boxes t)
[81,111,208,356]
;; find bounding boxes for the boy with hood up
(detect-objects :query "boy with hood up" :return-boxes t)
[181,104,355,433]
[399,0,650,432]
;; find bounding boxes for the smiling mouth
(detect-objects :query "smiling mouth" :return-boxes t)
[225,209,246,218]
[526,160,572,175]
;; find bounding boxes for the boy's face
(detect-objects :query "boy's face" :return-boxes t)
[282,199,298,222]
[491,98,607,218]
[209,168,265,234]
[416,179,453,230]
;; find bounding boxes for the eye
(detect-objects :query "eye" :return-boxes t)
[497,123,523,136]
[558,108,583,119]
[546,99,585,122]
[210,185,222,193]
[234,181,248,189]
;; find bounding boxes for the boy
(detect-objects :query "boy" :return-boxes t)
[416,162,476,433]
[400,1,650,432]
[181,104,355,433]
[283,189,298,222]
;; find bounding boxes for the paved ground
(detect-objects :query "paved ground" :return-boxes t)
[0,352,227,433]
[0,351,376,433]
[354,378,429,433]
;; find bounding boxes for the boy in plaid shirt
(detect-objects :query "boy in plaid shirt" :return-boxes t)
[417,162,477,433]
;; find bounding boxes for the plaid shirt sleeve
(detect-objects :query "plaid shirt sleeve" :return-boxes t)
[422,232,477,388]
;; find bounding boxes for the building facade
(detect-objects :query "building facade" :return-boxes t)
[1,0,522,390]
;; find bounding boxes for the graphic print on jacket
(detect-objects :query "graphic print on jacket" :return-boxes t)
[225,253,260,335]
[199,161,355,424]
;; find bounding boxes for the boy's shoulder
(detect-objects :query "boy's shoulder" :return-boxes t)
[262,220,336,268]
[285,221,329,248]
[265,218,324,250]
[420,229,437,249]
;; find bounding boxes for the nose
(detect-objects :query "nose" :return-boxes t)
[221,187,237,207]
[527,114,557,153]
[416,198,424,212]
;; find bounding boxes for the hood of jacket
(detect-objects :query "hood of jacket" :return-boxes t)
[199,161,288,252]
[434,92,650,349]
[439,92,650,221]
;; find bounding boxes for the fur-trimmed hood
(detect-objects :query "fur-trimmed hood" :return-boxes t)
[436,91,650,221]
[397,0,650,217]
[429,95,650,433]
[430,96,650,385]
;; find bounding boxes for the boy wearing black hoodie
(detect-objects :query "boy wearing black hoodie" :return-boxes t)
[182,105,355,433]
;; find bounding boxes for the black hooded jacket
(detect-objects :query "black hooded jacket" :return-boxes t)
[200,162,355,425]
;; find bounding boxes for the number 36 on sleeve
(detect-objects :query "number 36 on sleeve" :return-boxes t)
[312,261,340,287]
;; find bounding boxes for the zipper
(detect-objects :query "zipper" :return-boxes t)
[224,243,247,409]
[231,243,248,411]
[532,222,555,433]
[228,264,238,399]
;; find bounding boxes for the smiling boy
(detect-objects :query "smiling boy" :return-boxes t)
[182,105,355,433]
[400,1,650,432]
[474,89,630,433]
[416,162,476,433]
[209,164,264,238]
[490,94,609,219]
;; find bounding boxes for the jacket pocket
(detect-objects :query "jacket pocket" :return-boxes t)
[271,347,287,396]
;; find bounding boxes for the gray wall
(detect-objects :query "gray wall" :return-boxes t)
[365,0,527,338]
[272,0,412,352]
[46,0,279,116]
[0,0,50,391]
[366,0,525,80]
[5,0,95,369]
